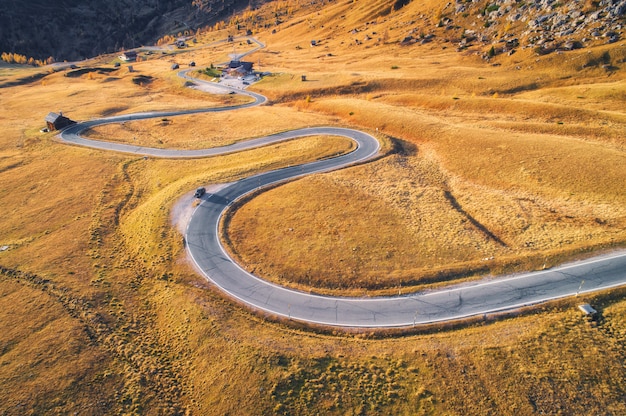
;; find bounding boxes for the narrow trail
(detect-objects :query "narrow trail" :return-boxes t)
[57,38,626,328]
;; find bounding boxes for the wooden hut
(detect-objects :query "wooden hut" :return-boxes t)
[45,112,75,131]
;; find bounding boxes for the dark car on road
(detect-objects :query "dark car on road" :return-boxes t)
[194,187,206,198]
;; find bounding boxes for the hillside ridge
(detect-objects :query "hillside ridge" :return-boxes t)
[2,0,624,62]
[0,0,259,61]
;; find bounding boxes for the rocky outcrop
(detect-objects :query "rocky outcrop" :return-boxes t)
[402,0,624,56]
[472,0,624,51]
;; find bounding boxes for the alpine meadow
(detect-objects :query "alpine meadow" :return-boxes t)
[0,0,625,414]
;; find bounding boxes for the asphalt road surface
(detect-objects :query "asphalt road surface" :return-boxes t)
[57,40,626,328]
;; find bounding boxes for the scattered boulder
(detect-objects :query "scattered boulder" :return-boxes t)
[562,40,582,50]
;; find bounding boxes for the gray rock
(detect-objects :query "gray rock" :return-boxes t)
[569,10,582,19]
[608,34,620,42]
[611,0,626,16]
[508,12,522,21]
[536,13,554,24]
[589,11,603,19]
[562,40,582,50]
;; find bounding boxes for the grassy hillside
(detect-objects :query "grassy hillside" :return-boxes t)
[225,0,626,294]
[0,0,625,414]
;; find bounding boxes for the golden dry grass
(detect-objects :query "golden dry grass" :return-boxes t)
[215,0,626,295]
[0,0,625,414]
[84,107,344,149]
[118,135,354,266]
[0,279,118,414]
[227,91,625,293]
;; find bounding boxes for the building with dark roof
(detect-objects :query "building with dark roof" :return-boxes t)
[226,60,254,77]
[119,51,137,61]
[45,112,75,131]
[228,60,253,71]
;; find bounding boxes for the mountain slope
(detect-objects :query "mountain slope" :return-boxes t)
[0,0,254,61]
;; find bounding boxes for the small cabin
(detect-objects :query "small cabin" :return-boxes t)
[119,51,137,61]
[45,112,75,131]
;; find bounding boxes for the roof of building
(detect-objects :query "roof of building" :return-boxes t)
[45,112,62,123]
[228,60,253,71]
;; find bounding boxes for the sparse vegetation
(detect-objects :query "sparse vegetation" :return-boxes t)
[0,52,53,67]
[199,65,222,78]
[0,0,625,414]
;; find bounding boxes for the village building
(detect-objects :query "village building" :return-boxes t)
[119,51,137,61]
[225,60,254,77]
[45,112,75,131]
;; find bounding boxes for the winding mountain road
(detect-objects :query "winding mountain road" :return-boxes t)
[58,40,626,328]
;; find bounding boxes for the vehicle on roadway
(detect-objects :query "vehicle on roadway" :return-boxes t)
[194,187,206,198]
